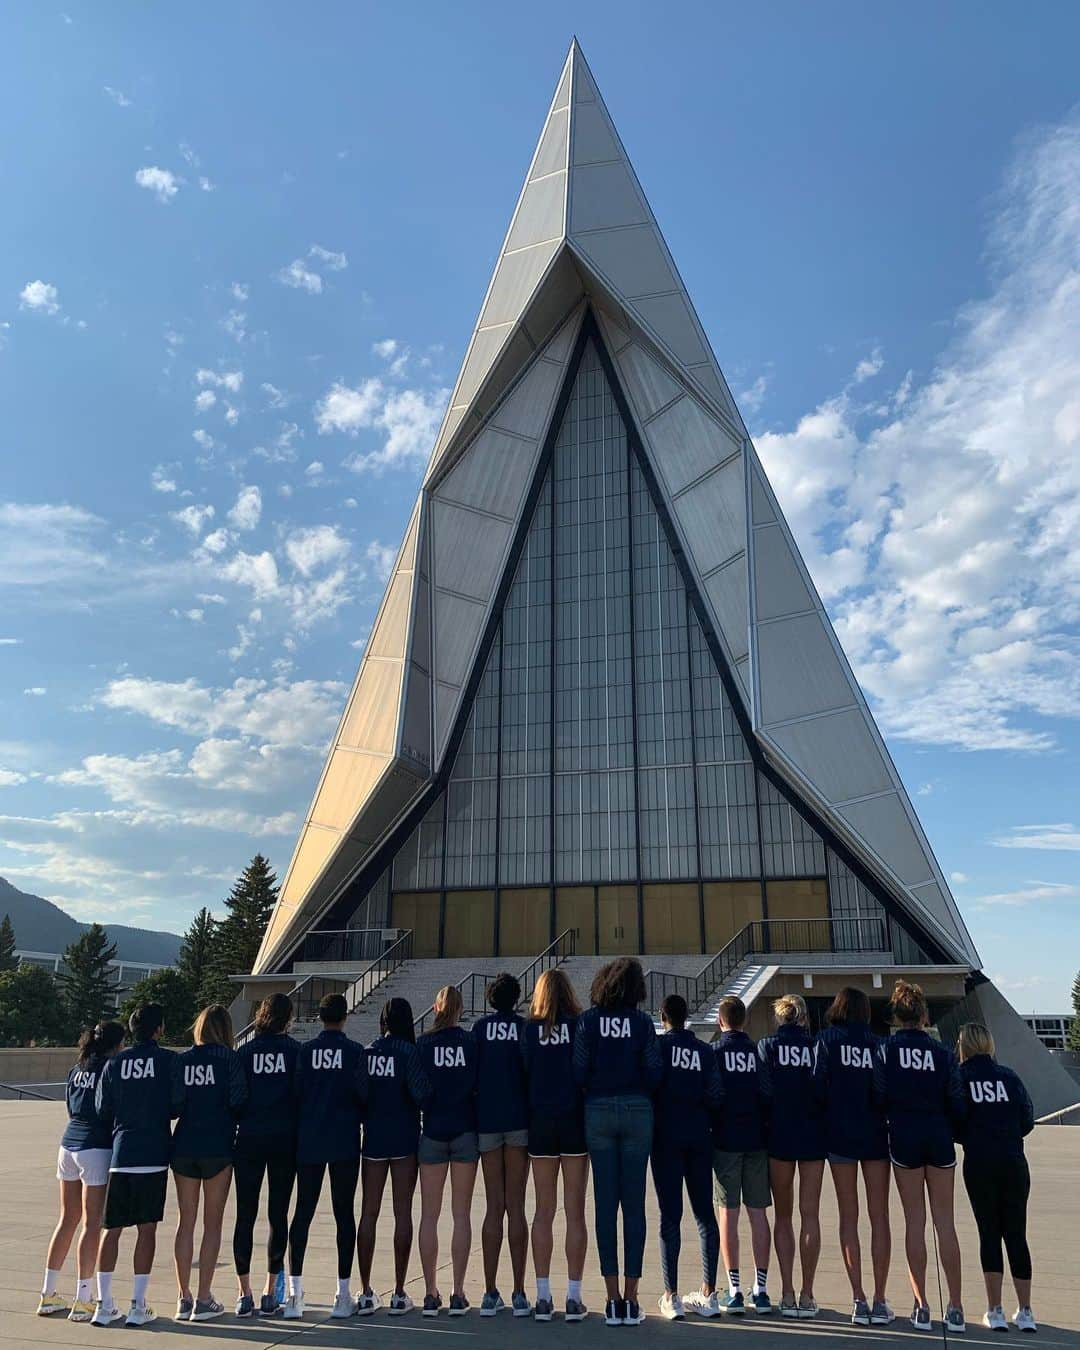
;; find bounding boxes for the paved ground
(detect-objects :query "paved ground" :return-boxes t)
[3,1102,1076,1350]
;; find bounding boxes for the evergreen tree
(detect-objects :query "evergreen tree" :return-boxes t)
[0,914,16,972]
[178,906,218,1004]
[1068,970,1080,1053]
[119,968,197,1046]
[203,855,278,1004]
[0,965,73,1046]
[60,923,118,1031]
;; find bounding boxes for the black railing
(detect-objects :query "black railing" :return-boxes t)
[414,928,577,1035]
[0,1080,55,1101]
[298,927,401,965]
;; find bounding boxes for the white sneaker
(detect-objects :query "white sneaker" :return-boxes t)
[659,1293,685,1320]
[90,1302,123,1327]
[356,1290,381,1316]
[389,1292,414,1315]
[125,1302,157,1327]
[332,1291,355,1319]
[984,1307,1008,1332]
[282,1293,304,1320]
[683,1290,720,1318]
[1013,1307,1037,1333]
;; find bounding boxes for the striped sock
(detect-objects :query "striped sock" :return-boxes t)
[728,1270,740,1297]
[754,1268,768,1294]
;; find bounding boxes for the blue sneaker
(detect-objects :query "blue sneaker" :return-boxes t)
[752,1290,772,1315]
[720,1291,745,1315]
[235,1294,255,1318]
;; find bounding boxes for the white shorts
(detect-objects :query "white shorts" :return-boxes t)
[57,1146,112,1187]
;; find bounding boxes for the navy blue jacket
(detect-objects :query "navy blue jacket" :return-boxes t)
[653,1028,723,1147]
[758,1024,826,1160]
[572,1006,662,1100]
[875,1029,966,1138]
[363,1034,430,1158]
[522,1015,581,1117]
[173,1043,247,1159]
[416,1026,478,1141]
[62,1057,113,1152]
[236,1033,301,1148]
[293,1029,369,1165]
[472,1011,528,1133]
[813,1023,887,1160]
[957,1055,1035,1162]
[96,1039,184,1168]
[711,1029,770,1152]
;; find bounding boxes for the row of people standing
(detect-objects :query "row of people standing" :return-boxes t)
[37,965,1038,1334]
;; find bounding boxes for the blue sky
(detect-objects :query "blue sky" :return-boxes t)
[2,3,1078,1007]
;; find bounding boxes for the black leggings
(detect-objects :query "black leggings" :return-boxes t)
[963,1155,1032,1280]
[288,1159,360,1279]
[233,1141,296,1277]
[650,1136,720,1294]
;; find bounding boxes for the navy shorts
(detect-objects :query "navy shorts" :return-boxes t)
[529,1110,587,1159]
[890,1122,956,1170]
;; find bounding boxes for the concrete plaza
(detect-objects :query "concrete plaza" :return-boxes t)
[2,1101,1076,1350]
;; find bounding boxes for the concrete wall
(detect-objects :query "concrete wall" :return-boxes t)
[0,1046,77,1085]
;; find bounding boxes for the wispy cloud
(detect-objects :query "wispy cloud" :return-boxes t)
[103,85,131,107]
[276,244,348,295]
[19,279,61,315]
[992,824,1080,852]
[315,377,448,472]
[135,166,181,204]
[972,881,1080,907]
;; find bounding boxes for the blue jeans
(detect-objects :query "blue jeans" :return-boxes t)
[651,1134,719,1293]
[585,1095,653,1279]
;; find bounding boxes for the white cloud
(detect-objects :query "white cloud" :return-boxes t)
[192,429,215,452]
[261,382,287,408]
[227,485,262,531]
[135,166,181,203]
[197,592,227,605]
[304,460,324,478]
[230,282,249,302]
[199,528,233,556]
[103,85,131,107]
[277,244,347,294]
[315,376,448,472]
[315,378,383,434]
[365,539,396,582]
[852,347,884,383]
[950,871,969,884]
[19,280,60,315]
[0,502,106,588]
[196,368,243,393]
[151,465,177,493]
[171,504,215,536]
[0,638,22,645]
[372,339,398,360]
[309,244,347,271]
[23,687,46,697]
[972,881,1080,907]
[221,310,247,343]
[738,374,768,414]
[198,176,214,193]
[224,403,239,426]
[284,525,349,577]
[220,550,279,599]
[991,824,1080,852]
[0,769,27,787]
[194,389,216,412]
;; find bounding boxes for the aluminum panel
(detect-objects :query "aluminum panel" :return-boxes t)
[490,355,564,439]
[838,794,937,888]
[456,324,513,405]
[646,395,738,495]
[571,100,621,165]
[570,162,649,234]
[339,659,404,753]
[552,56,571,111]
[734,655,751,705]
[278,825,340,910]
[633,292,708,367]
[531,106,569,179]
[672,458,746,573]
[434,680,463,760]
[616,342,684,419]
[437,427,541,520]
[310,748,389,832]
[909,880,965,940]
[596,303,631,353]
[469,329,538,427]
[576,225,678,301]
[432,499,513,600]
[506,172,565,252]
[480,239,560,328]
[766,710,893,804]
[399,664,431,772]
[756,613,856,725]
[367,571,412,659]
[432,590,487,689]
[573,54,598,102]
[753,522,815,620]
[703,558,750,663]
[751,468,776,524]
[521,251,584,350]
[687,362,737,418]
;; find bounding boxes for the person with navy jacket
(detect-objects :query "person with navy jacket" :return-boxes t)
[651,994,723,1321]
[877,979,966,1333]
[814,986,892,1326]
[37,1020,125,1323]
[473,973,531,1317]
[956,1022,1037,1334]
[171,1004,247,1322]
[232,993,300,1318]
[416,984,480,1317]
[522,968,587,1322]
[355,998,430,1317]
[758,995,825,1319]
[93,1002,185,1329]
[573,957,662,1328]
[284,992,368,1322]
[710,994,772,1315]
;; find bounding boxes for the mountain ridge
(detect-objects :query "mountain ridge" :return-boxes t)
[0,876,184,966]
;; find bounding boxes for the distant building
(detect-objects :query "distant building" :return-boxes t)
[14,949,170,998]
[1021,1013,1075,1051]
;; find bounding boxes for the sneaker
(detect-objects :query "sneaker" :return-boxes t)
[236,1294,256,1318]
[798,1295,819,1320]
[68,1299,96,1323]
[604,1298,626,1326]
[259,1293,282,1316]
[449,1294,470,1316]
[282,1293,304,1320]
[422,1294,441,1317]
[780,1295,799,1318]
[125,1302,157,1327]
[871,1300,895,1325]
[512,1291,532,1317]
[624,1300,645,1325]
[36,1292,71,1317]
[751,1289,773,1314]
[193,1298,224,1323]
[719,1290,745,1315]
[389,1292,414,1315]
[912,1303,933,1331]
[534,1297,554,1322]
[1013,1307,1037,1334]
[683,1290,720,1318]
[659,1293,684,1320]
[480,1290,505,1317]
[90,1302,123,1327]
[946,1306,966,1334]
[175,1296,193,1321]
[984,1307,1009,1332]
[331,1291,355,1319]
[356,1290,381,1316]
[852,1299,872,1326]
[565,1296,588,1322]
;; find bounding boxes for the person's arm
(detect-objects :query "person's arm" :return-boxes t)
[572,1014,592,1088]
[944,1050,967,1136]
[520,1023,534,1076]
[227,1049,247,1112]
[756,1039,774,1105]
[641,1016,663,1088]
[169,1051,185,1118]
[1012,1069,1036,1138]
[872,1039,887,1111]
[94,1059,115,1130]
[811,1031,830,1106]
[703,1043,725,1111]
[353,1043,369,1106]
[405,1044,431,1107]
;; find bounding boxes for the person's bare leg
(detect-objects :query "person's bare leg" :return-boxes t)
[625,1276,640,1304]
[77,1185,106,1283]
[862,1159,891,1306]
[926,1165,962,1309]
[797,1160,824,1301]
[831,1161,864,1301]
[480,1147,505,1295]
[389,1155,418,1295]
[173,1174,200,1299]
[45,1180,83,1276]
[748,1207,771,1284]
[504,1146,529,1296]
[357,1159,389,1293]
[562,1155,589,1283]
[133,1222,157,1278]
[530,1158,558,1286]
[719,1206,740,1283]
[770,1159,796,1301]
[985,1271,1004,1308]
[97,1227,121,1278]
[449,1160,478,1299]
[418,1163,447,1299]
[196,1168,232,1303]
[893,1165,928,1307]
[1013,1276,1032,1311]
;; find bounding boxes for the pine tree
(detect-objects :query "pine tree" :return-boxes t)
[0,914,16,972]
[178,906,218,1004]
[202,855,279,1004]
[60,923,118,1031]
[119,968,197,1046]
[1068,970,1080,1053]
[0,965,73,1046]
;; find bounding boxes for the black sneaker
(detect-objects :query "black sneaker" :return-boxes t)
[605,1298,626,1326]
[259,1293,281,1316]
[624,1300,645,1325]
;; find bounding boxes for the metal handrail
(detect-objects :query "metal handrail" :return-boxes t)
[298,927,402,965]
[414,928,577,1036]
[0,1080,54,1101]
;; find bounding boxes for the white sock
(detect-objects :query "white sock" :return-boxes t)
[42,1269,61,1296]
[537,1277,551,1302]
[288,1275,302,1298]
[76,1279,93,1302]
[729,1268,741,1297]
[132,1274,149,1308]
[754,1266,768,1295]
[567,1279,582,1302]
[338,1277,351,1299]
[98,1272,113,1306]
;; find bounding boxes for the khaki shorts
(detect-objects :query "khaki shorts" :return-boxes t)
[712,1148,771,1210]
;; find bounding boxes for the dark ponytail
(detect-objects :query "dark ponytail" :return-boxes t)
[77,1020,125,1067]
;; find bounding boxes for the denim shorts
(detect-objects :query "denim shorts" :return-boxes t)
[478,1129,529,1153]
[418,1131,479,1165]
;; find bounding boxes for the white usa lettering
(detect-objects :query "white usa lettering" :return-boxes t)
[71,1070,96,1090]
[778,1044,812,1068]
[368,1054,396,1078]
[486,1021,519,1042]
[600,1017,631,1039]
[970,1079,1009,1103]
[184,1063,216,1087]
[539,1024,570,1046]
[840,1044,873,1069]
[120,1057,155,1080]
[253,1052,286,1074]
[671,1046,701,1071]
[899,1047,935,1071]
[312,1048,343,1070]
[724,1051,756,1073]
[434,1045,466,1068]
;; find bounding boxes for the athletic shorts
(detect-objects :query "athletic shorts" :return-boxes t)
[171,1155,233,1180]
[712,1148,771,1210]
[478,1129,529,1153]
[528,1111,587,1159]
[890,1125,956,1171]
[418,1132,479,1165]
[103,1170,168,1229]
[363,1133,419,1162]
[56,1146,111,1187]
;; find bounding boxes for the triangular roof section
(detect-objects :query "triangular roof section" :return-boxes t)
[255,41,978,974]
